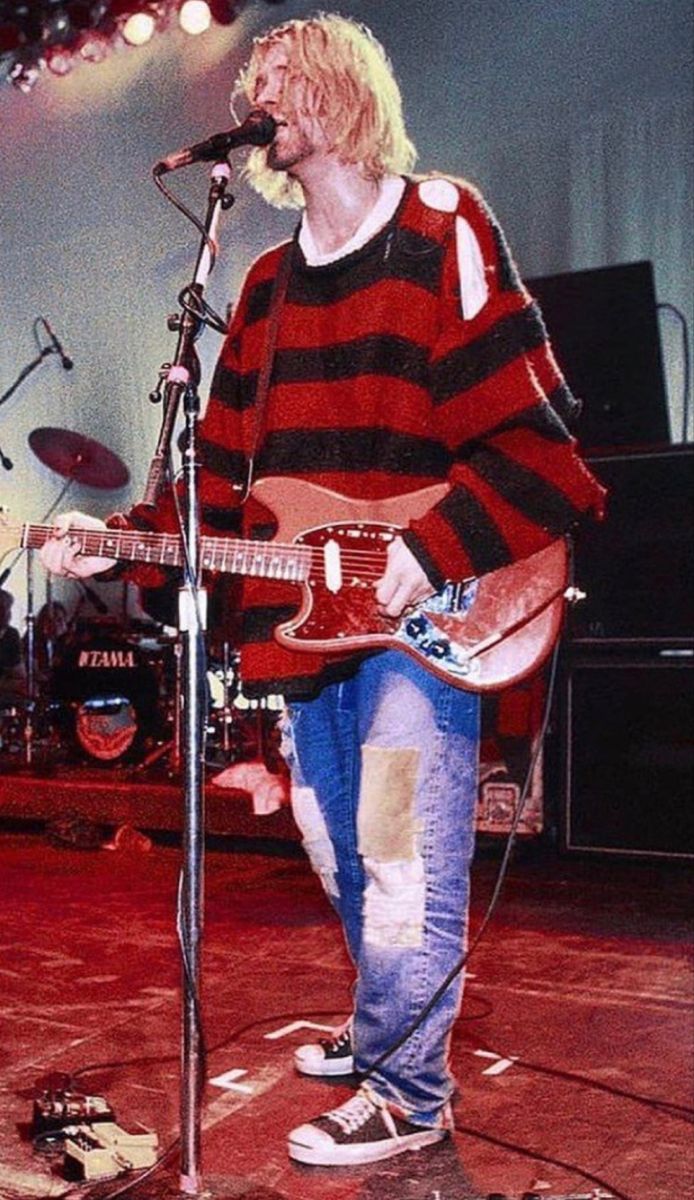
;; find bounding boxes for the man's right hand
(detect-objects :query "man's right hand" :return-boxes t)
[39,511,116,579]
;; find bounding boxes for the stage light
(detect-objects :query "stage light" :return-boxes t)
[46,44,75,74]
[121,9,156,44]
[9,57,41,92]
[40,4,72,45]
[78,28,109,60]
[179,1,211,35]
[1,0,283,90]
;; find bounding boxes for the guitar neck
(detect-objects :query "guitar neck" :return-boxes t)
[21,524,312,583]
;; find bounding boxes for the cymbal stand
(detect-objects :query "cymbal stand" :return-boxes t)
[9,481,76,767]
[0,340,59,470]
[23,550,36,767]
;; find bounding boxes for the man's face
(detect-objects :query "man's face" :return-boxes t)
[250,40,329,174]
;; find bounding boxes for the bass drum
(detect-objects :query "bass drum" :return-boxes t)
[50,631,162,764]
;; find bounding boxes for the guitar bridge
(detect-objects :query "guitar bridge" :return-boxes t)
[395,582,479,682]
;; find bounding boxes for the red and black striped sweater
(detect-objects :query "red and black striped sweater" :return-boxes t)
[122,176,605,698]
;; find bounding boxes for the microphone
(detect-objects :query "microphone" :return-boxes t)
[41,317,74,371]
[153,110,277,175]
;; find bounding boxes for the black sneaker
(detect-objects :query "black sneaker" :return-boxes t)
[287,1082,450,1166]
[294,1021,354,1076]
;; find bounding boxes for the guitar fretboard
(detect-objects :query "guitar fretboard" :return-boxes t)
[22,524,312,583]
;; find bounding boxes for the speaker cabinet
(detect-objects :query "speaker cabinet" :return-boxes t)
[572,445,694,642]
[528,260,669,451]
[562,649,694,858]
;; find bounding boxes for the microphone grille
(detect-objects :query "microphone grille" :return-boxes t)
[245,110,277,146]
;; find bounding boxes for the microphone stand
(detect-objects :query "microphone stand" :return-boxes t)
[145,159,233,1196]
[0,345,59,471]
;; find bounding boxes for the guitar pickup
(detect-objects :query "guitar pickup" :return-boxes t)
[323,538,342,593]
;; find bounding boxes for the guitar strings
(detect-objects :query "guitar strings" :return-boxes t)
[26,523,398,582]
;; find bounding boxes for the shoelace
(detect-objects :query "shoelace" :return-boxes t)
[320,1027,351,1052]
[324,1086,383,1134]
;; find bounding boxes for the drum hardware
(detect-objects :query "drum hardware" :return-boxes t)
[205,647,284,771]
[49,629,164,766]
[0,704,24,755]
[129,636,183,777]
[0,429,131,768]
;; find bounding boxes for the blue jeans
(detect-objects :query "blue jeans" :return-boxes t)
[283,650,480,1126]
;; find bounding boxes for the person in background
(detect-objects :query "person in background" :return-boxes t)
[30,599,69,678]
[0,588,25,702]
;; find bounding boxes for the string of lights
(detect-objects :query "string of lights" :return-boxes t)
[0,0,285,92]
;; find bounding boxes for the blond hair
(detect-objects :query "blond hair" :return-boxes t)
[237,13,417,209]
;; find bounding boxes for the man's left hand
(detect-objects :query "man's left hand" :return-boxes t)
[375,536,434,619]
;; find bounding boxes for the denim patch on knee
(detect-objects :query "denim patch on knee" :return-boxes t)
[357,745,420,861]
[356,745,425,947]
[290,785,339,899]
[362,856,426,948]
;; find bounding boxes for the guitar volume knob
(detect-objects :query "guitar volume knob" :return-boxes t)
[405,615,428,639]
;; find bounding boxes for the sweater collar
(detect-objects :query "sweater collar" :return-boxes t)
[298,175,407,267]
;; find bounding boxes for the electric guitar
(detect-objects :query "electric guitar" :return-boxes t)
[1,476,569,692]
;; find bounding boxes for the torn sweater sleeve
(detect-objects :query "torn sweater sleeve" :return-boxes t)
[402,183,606,591]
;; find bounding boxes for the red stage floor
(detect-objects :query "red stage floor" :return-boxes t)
[0,815,692,1200]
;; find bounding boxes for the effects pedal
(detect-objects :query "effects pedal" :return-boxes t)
[486,1192,614,1200]
[32,1084,114,1135]
[63,1121,159,1181]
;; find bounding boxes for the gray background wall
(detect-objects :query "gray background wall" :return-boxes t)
[1,0,692,625]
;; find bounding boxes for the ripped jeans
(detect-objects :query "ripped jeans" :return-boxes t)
[283,650,480,1125]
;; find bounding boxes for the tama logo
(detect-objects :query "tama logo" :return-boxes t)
[78,650,136,669]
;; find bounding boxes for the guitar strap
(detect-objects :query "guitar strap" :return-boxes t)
[240,240,294,502]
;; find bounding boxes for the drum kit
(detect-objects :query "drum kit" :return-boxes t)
[0,427,281,773]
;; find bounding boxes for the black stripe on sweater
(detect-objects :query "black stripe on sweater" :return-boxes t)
[200,438,247,485]
[549,381,583,428]
[432,304,547,404]
[470,443,582,531]
[273,334,430,389]
[209,362,258,412]
[291,228,445,306]
[245,278,274,327]
[490,219,524,293]
[256,428,451,478]
[201,504,242,534]
[243,229,445,325]
[436,487,513,576]
[476,401,573,446]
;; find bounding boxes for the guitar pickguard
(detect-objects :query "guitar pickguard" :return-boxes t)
[278,522,485,683]
[287,521,398,641]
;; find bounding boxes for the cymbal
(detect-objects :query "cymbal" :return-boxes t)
[28,427,130,490]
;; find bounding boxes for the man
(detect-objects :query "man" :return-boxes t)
[40,13,605,1168]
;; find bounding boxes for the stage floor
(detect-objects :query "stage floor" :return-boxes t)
[0,820,691,1200]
